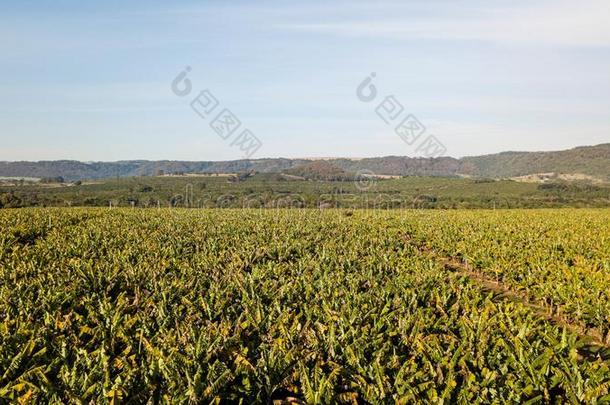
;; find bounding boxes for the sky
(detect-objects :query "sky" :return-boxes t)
[1,0,609,161]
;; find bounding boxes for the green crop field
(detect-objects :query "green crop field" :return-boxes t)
[1,208,610,403]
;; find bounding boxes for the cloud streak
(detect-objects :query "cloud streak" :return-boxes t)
[278,0,610,48]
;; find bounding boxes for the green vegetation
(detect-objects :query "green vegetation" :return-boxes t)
[1,174,609,209]
[1,208,610,403]
[406,210,610,337]
[283,161,353,181]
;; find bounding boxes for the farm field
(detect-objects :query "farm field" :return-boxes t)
[1,208,610,403]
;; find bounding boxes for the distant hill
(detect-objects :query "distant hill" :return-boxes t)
[1,143,608,182]
[460,144,610,181]
[283,161,353,181]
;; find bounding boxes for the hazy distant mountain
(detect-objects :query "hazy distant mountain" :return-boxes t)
[459,144,610,180]
[283,160,353,181]
[1,143,608,182]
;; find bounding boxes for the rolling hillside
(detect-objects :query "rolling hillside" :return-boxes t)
[460,144,610,181]
[1,143,608,182]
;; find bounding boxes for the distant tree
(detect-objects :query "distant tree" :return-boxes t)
[170,195,184,207]
[0,192,22,208]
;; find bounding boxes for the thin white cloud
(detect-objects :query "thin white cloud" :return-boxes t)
[278,0,610,48]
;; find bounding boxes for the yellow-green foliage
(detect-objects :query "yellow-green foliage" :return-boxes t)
[1,208,610,403]
[405,209,610,336]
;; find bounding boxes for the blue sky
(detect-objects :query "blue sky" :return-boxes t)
[1,0,609,161]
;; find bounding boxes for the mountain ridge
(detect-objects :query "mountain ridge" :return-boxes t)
[1,143,608,182]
